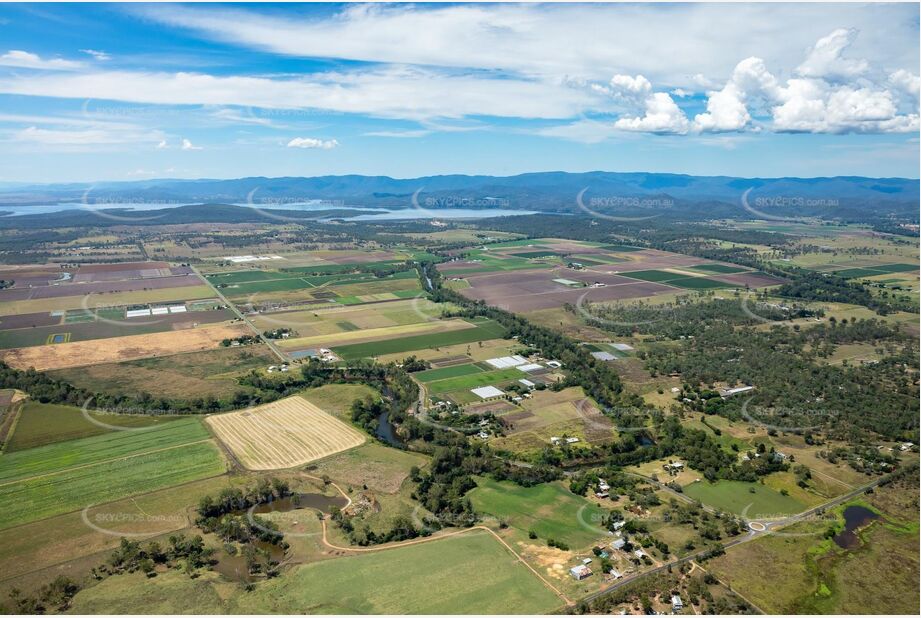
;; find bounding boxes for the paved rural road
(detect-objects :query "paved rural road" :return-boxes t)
[578,474,889,608]
[190,264,288,362]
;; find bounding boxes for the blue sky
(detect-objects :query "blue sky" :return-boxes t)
[0,2,918,183]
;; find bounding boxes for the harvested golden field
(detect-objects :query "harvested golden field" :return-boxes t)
[206,395,366,470]
[0,285,216,316]
[0,324,249,371]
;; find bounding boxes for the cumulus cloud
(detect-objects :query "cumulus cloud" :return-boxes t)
[0,50,83,71]
[796,28,868,80]
[180,138,202,150]
[287,137,338,149]
[603,74,689,134]
[156,139,168,149]
[692,30,918,135]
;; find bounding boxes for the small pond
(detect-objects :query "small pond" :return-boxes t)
[833,505,880,549]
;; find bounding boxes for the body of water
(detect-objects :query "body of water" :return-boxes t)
[0,201,534,220]
[833,504,881,549]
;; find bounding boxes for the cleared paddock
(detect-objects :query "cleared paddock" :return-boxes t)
[206,396,366,470]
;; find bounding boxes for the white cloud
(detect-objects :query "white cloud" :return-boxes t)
[889,69,920,103]
[80,49,111,61]
[796,28,868,80]
[0,68,600,121]
[156,139,168,149]
[8,125,164,147]
[692,31,918,135]
[614,92,689,135]
[181,138,202,150]
[287,137,338,149]
[0,50,83,71]
[140,3,918,89]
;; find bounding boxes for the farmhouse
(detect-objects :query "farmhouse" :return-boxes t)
[671,595,684,612]
[569,565,592,580]
[610,538,626,551]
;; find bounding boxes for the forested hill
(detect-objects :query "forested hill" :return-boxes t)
[1,172,917,225]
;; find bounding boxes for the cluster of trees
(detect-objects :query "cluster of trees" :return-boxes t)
[106,534,214,577]
[574,296,819,339]
[0,361,269,415]
[220,335,260,347]
[330,509,423,546]
[3,577,80,614]
[644,320,918,440]
[262,327,296,339]
[777,269,915,314]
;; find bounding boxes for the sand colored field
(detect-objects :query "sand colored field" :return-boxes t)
[206,395,366,470]
[0,285,216,316]
[277,318,474,350]
[0,324,248,371]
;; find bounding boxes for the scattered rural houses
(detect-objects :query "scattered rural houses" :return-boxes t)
[610,538,626,551]
[569,565,592,580]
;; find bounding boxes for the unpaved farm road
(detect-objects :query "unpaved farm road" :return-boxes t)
[190,264,288,363]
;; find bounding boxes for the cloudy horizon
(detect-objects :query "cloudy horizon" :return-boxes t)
[0,2,918,183]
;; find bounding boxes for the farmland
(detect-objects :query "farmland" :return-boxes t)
[49,346,278,400]
[469,478,608,550]
[440,239,782,313]
[68,532,563,614]
[0,418,225,529]
[333,317,506,359]
[205,395,366,470]
[682,479,806,517]
[3,401,183,451]
[0,323,250,370]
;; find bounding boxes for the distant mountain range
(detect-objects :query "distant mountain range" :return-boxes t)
[0,171,917,224]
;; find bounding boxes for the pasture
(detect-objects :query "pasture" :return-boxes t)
[68,532,562,614]
[205,395,366,470]
[682,479,806,517]
[49,346,278,400]
[0,419,225,528]
[468,478,608,549]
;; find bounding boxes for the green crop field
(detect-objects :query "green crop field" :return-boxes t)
[683,479,806,517]
[223,277,314,295]
[669,277,736,289]
[510,250,560,258]
[0,418,213,485]
[601,244,644,252]
[468,478,609,548]
[0,440,224,529]
[333,319,506,359]
[690,264,750,274]
[414,363,485,383]
[425,367,527,394]
[68,532,561,614]
[620,269,683,282]
[4,401,183,451]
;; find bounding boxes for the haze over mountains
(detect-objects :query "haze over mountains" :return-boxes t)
[0,172,917,224]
